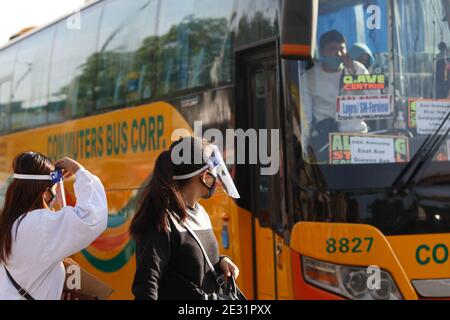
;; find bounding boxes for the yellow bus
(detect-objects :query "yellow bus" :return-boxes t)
[0,0,449,300]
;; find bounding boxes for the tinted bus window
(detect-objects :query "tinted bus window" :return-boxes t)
[48,22,73,123]
[0,47,16,80]
[0,81,12,133]
[156,0,233,96]
[48,3,103,122]
[96,0,158,110]
[11,29,54,131]
[0,47,16,133]
[233,0,280,48]
[393,0,450,99]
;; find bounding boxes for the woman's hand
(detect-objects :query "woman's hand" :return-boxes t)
[220,257,239,279]
[55,158,84,179]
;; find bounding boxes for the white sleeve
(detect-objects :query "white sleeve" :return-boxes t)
[43,168,108,263]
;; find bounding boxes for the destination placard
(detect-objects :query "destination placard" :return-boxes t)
[414,100,450,135]
[336,95,393,121]
[329,133,409,165]
[342,74,386,91]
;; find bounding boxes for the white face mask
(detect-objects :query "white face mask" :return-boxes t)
[13,170,67,207]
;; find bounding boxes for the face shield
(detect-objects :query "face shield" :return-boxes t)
[172,142,240,199]
[13,169,66,207]
[205,145,240,199]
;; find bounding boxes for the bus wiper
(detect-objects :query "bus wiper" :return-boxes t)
[392,107,450,192]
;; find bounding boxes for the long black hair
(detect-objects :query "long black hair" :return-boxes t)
[129,137,210,245]
[0,152,55,264]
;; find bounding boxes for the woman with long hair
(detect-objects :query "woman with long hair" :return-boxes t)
[130,137,240,300]
[0,152,108,300]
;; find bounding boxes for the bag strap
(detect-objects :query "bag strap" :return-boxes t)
[224,275,247,300]
[182,222,224,287]
[183,223,215,273]
[4,266,35,300]
[170,212,224,287]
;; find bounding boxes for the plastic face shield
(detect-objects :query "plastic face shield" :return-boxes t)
[206,145,240,199]
[13,169,66,207]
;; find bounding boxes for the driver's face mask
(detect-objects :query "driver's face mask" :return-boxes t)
[322,55,344,70]
[13,169,67,208]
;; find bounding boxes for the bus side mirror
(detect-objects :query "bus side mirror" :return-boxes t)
[280,0,318,60]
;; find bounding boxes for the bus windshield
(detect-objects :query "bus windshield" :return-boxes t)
[296,0,450,170]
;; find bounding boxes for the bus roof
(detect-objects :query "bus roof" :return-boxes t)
[0,0,103,52]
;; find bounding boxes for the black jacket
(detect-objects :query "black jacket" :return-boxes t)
[132,203,224,300]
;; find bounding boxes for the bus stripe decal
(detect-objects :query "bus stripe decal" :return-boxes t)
[81,240,136,273]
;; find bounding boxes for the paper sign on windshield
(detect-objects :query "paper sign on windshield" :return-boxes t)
[336,95,393,121]
[330,133,409,165]
[412,99,450,135]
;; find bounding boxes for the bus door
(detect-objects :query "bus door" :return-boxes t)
[236,43,293,300]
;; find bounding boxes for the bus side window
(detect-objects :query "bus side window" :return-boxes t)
[96,0,157,110]
[138,65,152,100]
[0,47,15,134]
[156,0,233,96]
[49,4,103,121]
[11,28,53,131]
[0,81,11,133]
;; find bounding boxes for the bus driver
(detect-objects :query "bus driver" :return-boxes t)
[300,30,370,155]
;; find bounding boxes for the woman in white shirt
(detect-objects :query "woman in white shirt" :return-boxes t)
[0,152,108,300]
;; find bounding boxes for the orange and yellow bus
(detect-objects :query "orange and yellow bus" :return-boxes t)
[0,0,450,300]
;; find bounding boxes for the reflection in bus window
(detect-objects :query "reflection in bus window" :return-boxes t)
[393,0,449,100]
[156,0,233,96]
[96,0,157,110]
[48,4,103,122]
[436,42,450,99]
[0,81,11,133]
[0,47,15,133]
[297,0,450,166]
[12,28,54,131]
[233,0,280,47]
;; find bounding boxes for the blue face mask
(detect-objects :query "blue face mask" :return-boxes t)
[322,55,344,70]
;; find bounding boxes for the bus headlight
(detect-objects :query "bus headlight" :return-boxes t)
[302,256,402,300]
